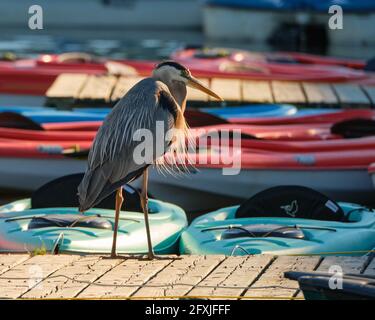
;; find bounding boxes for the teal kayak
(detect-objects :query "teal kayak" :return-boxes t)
[0,198,187,255]
[180,186,375,256]
[0,174,187,255]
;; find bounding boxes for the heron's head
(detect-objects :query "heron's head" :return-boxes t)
[152,61,223,101]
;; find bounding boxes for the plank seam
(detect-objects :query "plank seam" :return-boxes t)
[361,85,374,108]
[128,257,177,297]
[72,257,124,298]
[0,255,32,276]
[183,256,227,296]
[239,255,277,298]
[292,256,324,298]
[18,255,84,298]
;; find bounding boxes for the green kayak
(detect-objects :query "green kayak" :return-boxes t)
[0,174,187,255]
[180,186,375,256]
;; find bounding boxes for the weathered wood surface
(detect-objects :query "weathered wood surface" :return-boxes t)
[46,73,88,99]
[242,80,273,103]
[0,253,372,300]
[272,81,306,104]
[303,83,338,104]
[46,73,375,108]
[333,83,371,106]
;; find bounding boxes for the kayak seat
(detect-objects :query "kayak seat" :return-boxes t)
[0,112,43,130]
[235,186,346,222]
[331,119,375,138]
[31,173,143,212]
[28,214,112,230]
[221,224,305,240]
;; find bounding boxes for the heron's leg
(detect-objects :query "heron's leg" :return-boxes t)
[110,188,123,258]
[141,168,155,260]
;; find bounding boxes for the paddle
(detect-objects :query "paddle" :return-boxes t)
[0,112,44,130]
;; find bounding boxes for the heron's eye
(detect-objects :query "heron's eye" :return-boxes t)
[180,69,190,78]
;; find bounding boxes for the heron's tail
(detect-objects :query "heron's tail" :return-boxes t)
[77,167,108,212]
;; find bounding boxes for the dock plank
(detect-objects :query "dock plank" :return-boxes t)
[78,75,118,102]
[0,254,30,275]
[46,73,88,99]
[363,255,375,276]
[242,80,274,103]
[211,79,242,101]
[133,255,225,298]
[317,256,367,274]
[333,84,370,106]
[362,85,375,106]
[272,81,306,104]
[77,256,175,298]
[187,255,273,299]
[111,76,144,101]
[187,78,210,102]
[22,256,121,299]
[0,255,80,299]
[244,256,321,299]
[303,83,338,104]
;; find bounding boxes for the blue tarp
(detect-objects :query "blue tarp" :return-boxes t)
[206,0,375,12]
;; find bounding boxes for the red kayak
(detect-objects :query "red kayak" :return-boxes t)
[0,53,154,95]
[171,48,373,82]
[0,121,336,142]
[0,140,91,157]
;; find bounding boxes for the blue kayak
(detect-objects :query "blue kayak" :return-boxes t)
[207,0,375,12]
[0,106,110,123]
[201,105,340,119]
[201,104,298,119]
[0,105,340,124]
[180,186,375,256]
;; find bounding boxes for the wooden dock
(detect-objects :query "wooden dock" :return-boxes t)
[46,73,375,109]
[0,253,373,299]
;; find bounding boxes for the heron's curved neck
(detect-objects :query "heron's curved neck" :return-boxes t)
[168,81,187,112]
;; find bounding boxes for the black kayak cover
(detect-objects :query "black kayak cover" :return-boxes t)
[31,173,143,212]
[235,185,346,221]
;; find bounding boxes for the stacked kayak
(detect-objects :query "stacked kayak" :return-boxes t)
[171,48,373,82]
[179,186,375,256]
[0,105,373,127]
[0,53,153,95]
[144,144,375,211]
[0,49,373,96]
[0,174,187,254]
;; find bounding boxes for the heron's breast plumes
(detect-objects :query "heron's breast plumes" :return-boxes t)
[155,107,195,175]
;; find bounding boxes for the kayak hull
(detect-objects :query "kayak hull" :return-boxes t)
[179,203,375,256]
[0,157,87,191]
[0,199,187,255]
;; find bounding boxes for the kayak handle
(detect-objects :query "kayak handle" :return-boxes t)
[51,232,64,255]
[230,245,251,256]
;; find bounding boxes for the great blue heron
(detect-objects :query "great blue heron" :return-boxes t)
[77,61,223,259]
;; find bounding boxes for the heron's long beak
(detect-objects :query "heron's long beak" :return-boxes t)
[187,76,224,101]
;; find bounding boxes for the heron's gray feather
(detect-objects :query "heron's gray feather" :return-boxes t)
[78,78,179,211]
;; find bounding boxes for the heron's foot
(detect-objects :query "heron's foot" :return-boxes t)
[104,253,127,259]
